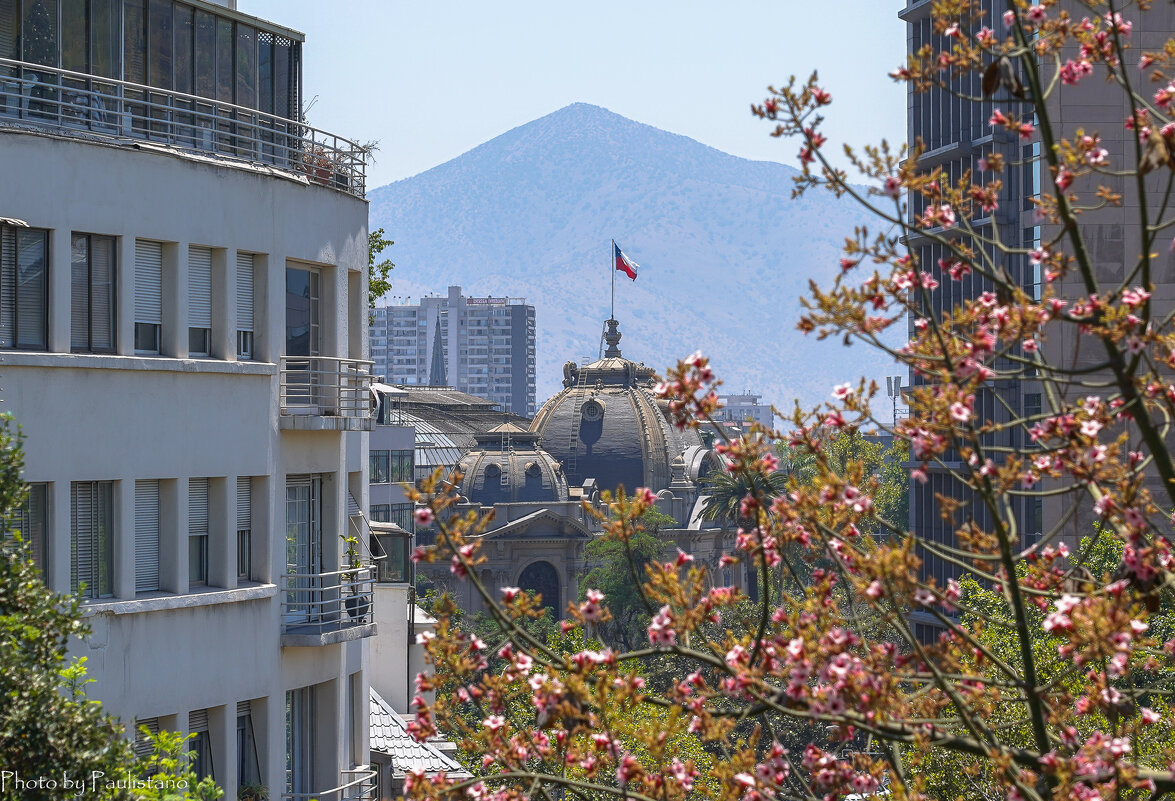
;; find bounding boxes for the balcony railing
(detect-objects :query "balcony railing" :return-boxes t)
[280,357,374,430]
[0,58,366,197]
[284,768,377,801]
[281,566,375,645]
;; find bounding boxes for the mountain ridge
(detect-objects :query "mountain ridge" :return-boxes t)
[369,102,896,412]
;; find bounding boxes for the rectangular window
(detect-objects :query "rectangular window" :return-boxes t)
[374,530,409,583]
[237,702,260,786]
[189,709,214,782]
[390,450,414,482]
[193,9,214,99]
[369,450,390,484]
[148,0,173,90]
[71,234,116,353]
[134,479,160,592]
[72,481,114,599]
[389,502,413,532]
[189,477,209,586]
[237,476,251,580]
[5,482,48,575]
[236,252,254,359]
[188,246,212,356]
[0,224,49,350]
[134,240,163,353]
[370,504,389,523]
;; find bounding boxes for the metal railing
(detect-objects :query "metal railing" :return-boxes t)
[281,566,375,635]
[0,58,367,197]
[280,356,375,419]
[284,768,377,801]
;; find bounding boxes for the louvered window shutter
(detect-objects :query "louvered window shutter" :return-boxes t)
[135,241,163,326]
[135,480,160,592]
[236,253,254,332]
[188,247,213,329]
[71,483,93,596]
[237,700,251,717]
[189,478,209,536]
[237,477,251,530]
[1,227,49,350]
[134,718,160,758]
[0,226,14,347]
[189,709,208,732]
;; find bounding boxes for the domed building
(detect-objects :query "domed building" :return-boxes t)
[455,422,570,505]
[531,319,721,523]
[419,319,735,616]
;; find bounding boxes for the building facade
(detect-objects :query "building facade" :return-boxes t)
[0,1,379,798]
[370,286,536,416]
[901,1,1175,638]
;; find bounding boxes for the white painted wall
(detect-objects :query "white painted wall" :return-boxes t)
[0,129,372,799]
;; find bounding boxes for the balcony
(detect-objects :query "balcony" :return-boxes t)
[0,58,366,197]
[280,357,374,431]
[284,768,377,801]
[280,566,376,646]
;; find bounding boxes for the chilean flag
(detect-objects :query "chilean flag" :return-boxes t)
[614,242,639,280]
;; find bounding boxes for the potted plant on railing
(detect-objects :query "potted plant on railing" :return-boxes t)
[341,533,370,621]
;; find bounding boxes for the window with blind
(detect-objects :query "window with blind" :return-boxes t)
[134,240,163,354]
[188,246,212,356]
[0,224,49,350]
[237,476,251,580]
[133,717,161,759]
[189,708,214,782]
[5,482,48,576]
[237,700,261,786]
[71,234,116,353]
[134,479,160,593]
[189,477,209,586]
[72,481,114,599]
[236,252,254,359]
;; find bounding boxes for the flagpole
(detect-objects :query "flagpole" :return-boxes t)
[610,238,615,322]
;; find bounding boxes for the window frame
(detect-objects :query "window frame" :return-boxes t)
[0,224,50,351]
[369,450,390,485]
[71,480,114,599]
[70,232,117,354]
[6,482,49,577]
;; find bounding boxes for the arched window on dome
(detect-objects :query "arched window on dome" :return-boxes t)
[518,561,560,614]
[520,461,545,502]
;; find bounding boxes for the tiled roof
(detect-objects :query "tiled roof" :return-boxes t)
[369,688,468,777]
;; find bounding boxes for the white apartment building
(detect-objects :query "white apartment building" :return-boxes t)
[371,285,537,416]
[0,1,381,798]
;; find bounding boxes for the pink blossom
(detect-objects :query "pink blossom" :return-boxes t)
[483,715,507,732]
[414,507,434,526]
[648,605,677,647]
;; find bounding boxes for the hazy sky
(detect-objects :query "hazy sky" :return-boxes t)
[243,1,908,189]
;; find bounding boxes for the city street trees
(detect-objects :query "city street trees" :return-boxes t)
[407,3,1175,800]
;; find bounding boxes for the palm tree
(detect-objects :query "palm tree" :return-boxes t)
[698,468,788,528]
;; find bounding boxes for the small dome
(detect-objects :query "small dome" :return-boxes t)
[531,319,705,493]
[456,425,569,504]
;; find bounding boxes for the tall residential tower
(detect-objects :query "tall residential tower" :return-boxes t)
[370,286,537,417]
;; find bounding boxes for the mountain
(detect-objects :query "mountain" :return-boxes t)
[368,102,899,414]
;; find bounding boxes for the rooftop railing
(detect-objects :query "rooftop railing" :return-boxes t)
[283,768,377,801]
[0,58,366,197]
